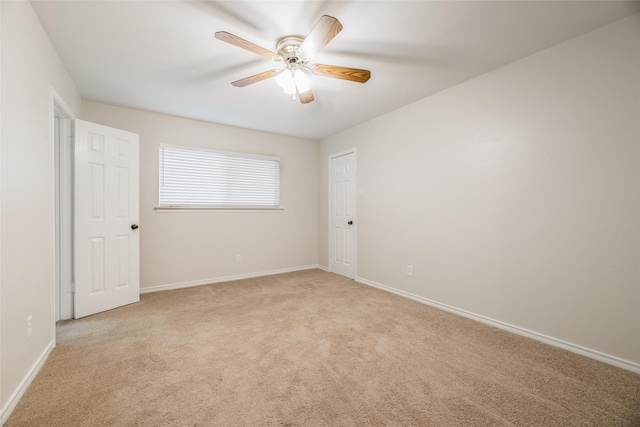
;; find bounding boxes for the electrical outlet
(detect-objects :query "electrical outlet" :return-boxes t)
[406,265,413,277]
[26,315,33,339]
[236,255,241,263]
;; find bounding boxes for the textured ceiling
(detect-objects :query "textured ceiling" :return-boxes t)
[32,1,640,140]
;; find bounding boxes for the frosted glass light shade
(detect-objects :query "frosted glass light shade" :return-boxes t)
[276,69,310,94]
[276,70,296,94]
[294,69,310,92]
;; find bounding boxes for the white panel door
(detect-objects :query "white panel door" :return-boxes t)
[74,120,140,318]
[329,151,356,278]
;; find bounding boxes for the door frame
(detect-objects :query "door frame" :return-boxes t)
[328,148,357,278]
[50,87,75,327]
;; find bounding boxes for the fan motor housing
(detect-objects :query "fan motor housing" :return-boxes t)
[276,36,307,68]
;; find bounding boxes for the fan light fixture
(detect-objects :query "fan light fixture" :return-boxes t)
[276,69,311,96]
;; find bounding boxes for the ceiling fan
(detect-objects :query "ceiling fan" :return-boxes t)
[215,15,371,104]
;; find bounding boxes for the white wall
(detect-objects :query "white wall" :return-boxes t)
[0,1,3,415]
[82,101,318,291]
[319,14,640,368]
[0,0,81,417]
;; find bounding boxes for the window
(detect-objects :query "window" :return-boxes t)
[159,144,280,209]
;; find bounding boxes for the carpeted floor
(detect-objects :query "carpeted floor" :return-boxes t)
[6,269,640,426]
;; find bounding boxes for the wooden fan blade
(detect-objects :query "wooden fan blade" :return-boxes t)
[231,69,281,87]
[215,31,280,61]
[311,64,371,83]
[298,89,315,104]
[298,15,343,60]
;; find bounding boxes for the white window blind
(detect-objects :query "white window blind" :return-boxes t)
[159,145,280,208]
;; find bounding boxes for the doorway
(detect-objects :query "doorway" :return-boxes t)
[328,149,357,279]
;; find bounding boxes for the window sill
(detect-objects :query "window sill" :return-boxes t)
[154,206,284,213]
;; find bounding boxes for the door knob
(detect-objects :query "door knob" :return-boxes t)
[131,224,139,230]
[347,220,353,225]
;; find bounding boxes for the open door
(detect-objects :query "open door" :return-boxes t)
[74,120,140,318]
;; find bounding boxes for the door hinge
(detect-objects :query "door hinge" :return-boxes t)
[69,135,75,147]
[69,282,76,293]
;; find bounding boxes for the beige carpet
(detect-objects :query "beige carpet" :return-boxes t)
[7,269,640,426]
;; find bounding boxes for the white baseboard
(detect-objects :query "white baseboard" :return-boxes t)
[0,340,55,425]
[316,264,330,272]
[140,264,326,294]
[356,276,640,375]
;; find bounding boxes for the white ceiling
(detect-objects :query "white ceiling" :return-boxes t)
[32,1,640,140]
